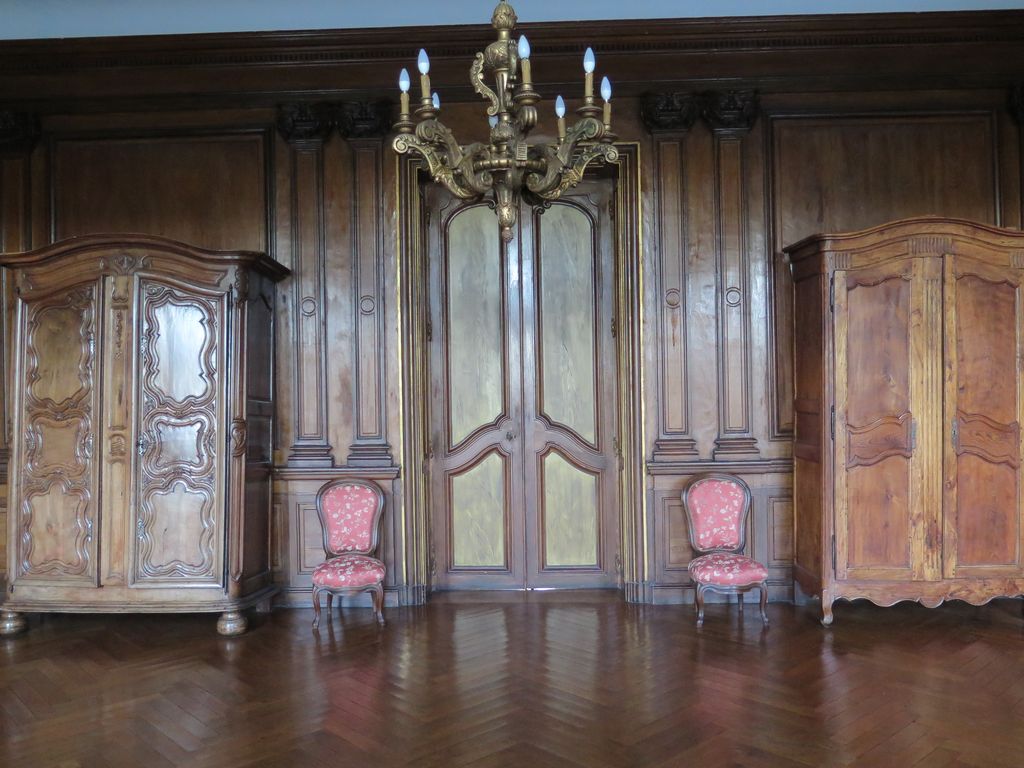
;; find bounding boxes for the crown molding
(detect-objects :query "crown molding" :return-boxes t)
[1,11,1023,75]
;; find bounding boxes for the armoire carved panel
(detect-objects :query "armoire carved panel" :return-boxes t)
[18,284,99,583]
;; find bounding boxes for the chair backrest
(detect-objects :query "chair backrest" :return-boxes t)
[682,473,751,555]
[315,479,385,557]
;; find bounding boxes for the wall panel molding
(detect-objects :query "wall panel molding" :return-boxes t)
[345,137,393,467]
[278,104,334,467]
[708,91,760,459]
[651,136,699,460]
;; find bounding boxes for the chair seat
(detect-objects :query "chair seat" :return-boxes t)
[312,554,386,589]
[689,553,768,587]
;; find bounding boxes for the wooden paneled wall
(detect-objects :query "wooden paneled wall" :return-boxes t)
[0,12,1023,604]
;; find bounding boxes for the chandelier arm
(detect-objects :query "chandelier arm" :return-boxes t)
[392,133,481,200]
[470,53,502,117]
[527,142,619,201]
[525,117,607,197]
[416,119,469,171]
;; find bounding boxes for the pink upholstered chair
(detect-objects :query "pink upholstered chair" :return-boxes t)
[312,479,386,628]
[682,473,769,627]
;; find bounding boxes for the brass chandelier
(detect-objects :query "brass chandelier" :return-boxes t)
[393,0,619,242]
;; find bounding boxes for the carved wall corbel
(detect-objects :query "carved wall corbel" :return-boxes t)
[334,101,392,141]
[640,92,701,134]
[276,100,393,144]
[639,90,760,135]
[0,111,41,156]
[275,102,334,147]
[701,90,760,136]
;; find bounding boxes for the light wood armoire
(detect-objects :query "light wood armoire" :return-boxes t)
[786,217,1024,625]
[0,235,289,635]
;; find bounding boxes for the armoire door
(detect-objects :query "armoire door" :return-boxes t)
[942,255,1024,579]
[132,279,228,586]
[427,182,620,590]
[11,281,102,586]
[833,256,940,582]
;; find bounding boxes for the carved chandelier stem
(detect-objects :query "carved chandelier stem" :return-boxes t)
[392,0,617,243]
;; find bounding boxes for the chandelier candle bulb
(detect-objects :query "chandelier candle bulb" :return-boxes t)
[432,92,440,110]
[518,35,532,86]
[601,76,612,127]
[399,68,411,117]
[417,49,431,101]
[555,95,566,140]
[583,47,596,99]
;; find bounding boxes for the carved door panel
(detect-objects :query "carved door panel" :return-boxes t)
[132,279,227,586]
[12,282,101,586]
[942,256,1024,578]
[522,193,620,588]
[427,183,619,590]
[833,257,938,582]
[428,199,526,589]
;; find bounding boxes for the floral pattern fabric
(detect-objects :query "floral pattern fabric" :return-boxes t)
[687,478,746,550]
[312,554,386,588]
[321,483,380,553]
[688,553,768,586]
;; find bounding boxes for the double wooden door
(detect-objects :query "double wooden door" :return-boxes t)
[833,251,1024,583]
[426,183,620,589]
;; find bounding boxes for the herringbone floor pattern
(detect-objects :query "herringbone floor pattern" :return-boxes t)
[2,592,1023,767]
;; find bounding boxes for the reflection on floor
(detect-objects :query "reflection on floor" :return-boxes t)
[2,590,1023,767]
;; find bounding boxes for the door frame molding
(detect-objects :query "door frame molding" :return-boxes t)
[395,144,644,601]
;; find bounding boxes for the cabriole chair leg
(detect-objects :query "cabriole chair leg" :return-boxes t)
[371,583,385,626]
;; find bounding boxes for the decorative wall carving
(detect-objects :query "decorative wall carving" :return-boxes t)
[335,101,392,140]
[276,100,392,144]
[640,92,701,133]
[0,111,41,155]
[275,103,334,145]
[640,91,759,135]
[702,90,760,136]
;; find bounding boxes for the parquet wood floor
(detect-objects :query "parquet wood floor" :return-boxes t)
[2,592,1023,767]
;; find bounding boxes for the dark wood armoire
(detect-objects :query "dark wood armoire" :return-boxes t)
[786,217,1024,625]
[0,235,289,635]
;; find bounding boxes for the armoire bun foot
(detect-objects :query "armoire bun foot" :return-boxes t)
[217,611,248,636]
[0,610,27,636]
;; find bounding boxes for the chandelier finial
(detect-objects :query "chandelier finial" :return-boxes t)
[492,1,517,33]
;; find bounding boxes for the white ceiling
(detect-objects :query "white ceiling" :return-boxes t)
[0,0,1021,40]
